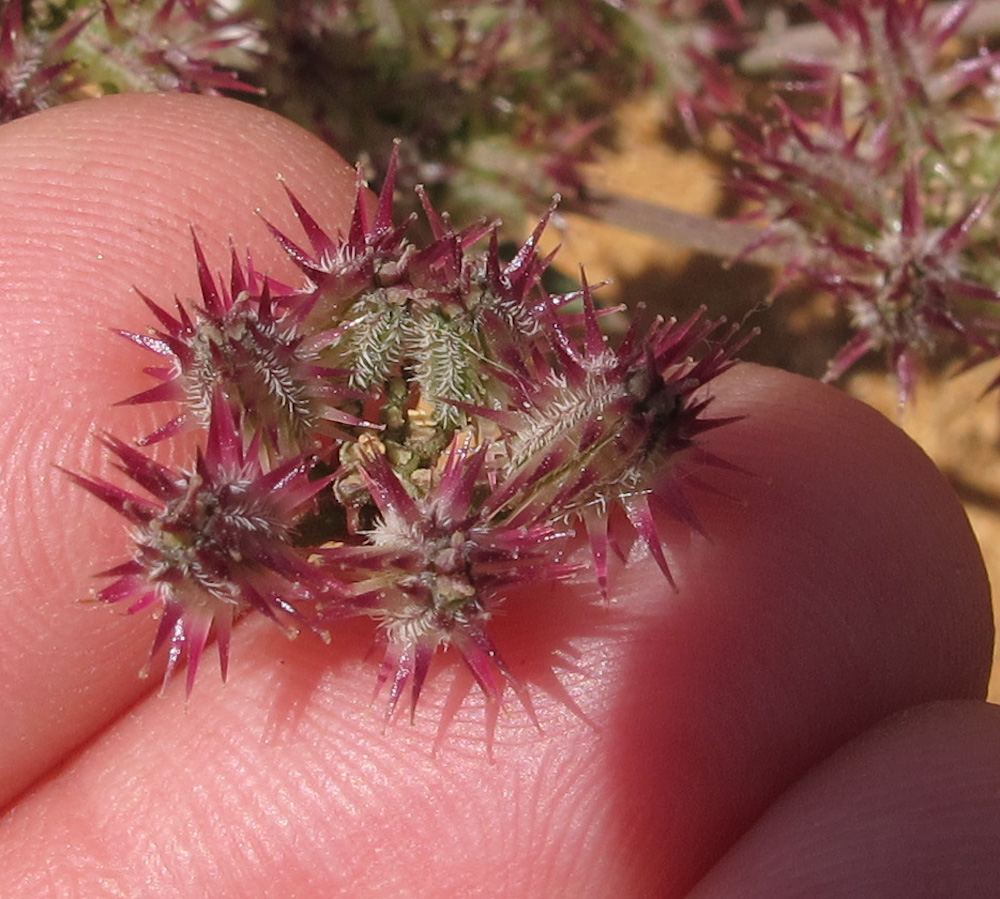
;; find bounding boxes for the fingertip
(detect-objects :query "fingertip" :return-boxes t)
[688,700,1000,899]
[0,93,359,807]
[0,93,356,287]
[705,362,992,696]
[595,363,992,895]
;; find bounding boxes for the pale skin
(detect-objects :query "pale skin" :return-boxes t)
[0,94,998,898]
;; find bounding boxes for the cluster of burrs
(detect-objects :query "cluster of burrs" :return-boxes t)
[69,151,752,717]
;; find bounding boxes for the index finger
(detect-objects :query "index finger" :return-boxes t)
[0,92,358,807]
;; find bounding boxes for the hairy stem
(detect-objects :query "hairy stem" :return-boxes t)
[571,193,786,266]
[741,0,1000,74]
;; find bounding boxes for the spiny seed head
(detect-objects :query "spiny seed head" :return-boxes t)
[320,437,576,718]
[116,236,373,458]
[66,394,332,693]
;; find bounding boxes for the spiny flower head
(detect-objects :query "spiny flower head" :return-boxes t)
[66,394,333,693]
[729,0,1000,403]
[321,437,576,719]
[270,149,568,430]
[259,0,635,222]
[88,0,263,95]
[802,0,994,120]
[818,169,999,402]
[477,285,752,593]
[265,150,420,321]
[623,0,747,139]
[260,0,748,224]
[1,0,261,121]
[0,1,92,122]
[115,236,371,458]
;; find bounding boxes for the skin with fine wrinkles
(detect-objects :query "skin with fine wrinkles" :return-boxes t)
[0,93,358,806]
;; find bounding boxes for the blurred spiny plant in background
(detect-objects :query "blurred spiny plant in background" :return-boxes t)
[6,0,1000,708]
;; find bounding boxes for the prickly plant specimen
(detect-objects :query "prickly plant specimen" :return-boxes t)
[73,150,752,714]
[66,395,333,693]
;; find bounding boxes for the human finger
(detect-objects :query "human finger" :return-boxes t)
[688,700,1000,898]
[0,92,358,807]
[0,364,990,897]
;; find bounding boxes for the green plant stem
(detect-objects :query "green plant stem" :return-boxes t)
[572,193,786,266]
[741,0,1000,74]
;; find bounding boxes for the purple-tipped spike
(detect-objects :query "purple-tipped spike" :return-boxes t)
[624,497,677,590]
[374,143,401,236]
